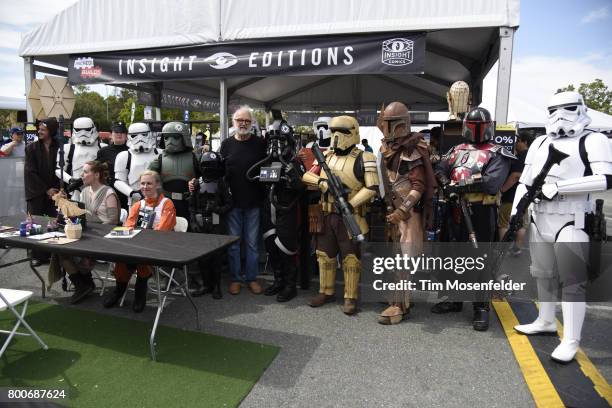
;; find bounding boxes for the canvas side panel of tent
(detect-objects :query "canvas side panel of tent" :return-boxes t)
[19,0,220,57]
[220,0,520,40]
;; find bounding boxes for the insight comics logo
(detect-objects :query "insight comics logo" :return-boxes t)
[381,38,414,66]
[74,57,102,79]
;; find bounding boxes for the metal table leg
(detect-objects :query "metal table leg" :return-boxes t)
[149,266,166,361]
[182,265,200,330]
[29,263,46,299]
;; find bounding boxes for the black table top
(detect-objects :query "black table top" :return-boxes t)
[0,215,238,267]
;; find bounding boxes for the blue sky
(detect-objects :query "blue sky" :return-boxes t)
[0,0,611,123]
[517,0,611,61]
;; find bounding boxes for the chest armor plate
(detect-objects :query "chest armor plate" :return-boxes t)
[320,151,362,201]
[69,144,99,176]
[448,143,493,183]
[128,151,157,187]
[530,136,587,183]
[160,152,196,182]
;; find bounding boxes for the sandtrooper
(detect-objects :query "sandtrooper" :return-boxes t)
[513,91,612,363]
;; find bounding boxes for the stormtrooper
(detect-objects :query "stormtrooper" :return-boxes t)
[149,121,200,220]
[513,91,612,363]
[114,122,160,208]
[57,117,106,201]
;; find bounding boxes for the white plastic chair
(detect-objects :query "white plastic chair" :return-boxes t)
[0,288,48,358]
[174,217,188,232]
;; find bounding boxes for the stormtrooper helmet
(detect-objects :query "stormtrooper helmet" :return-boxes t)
[127,122,156,153]
[72,117,99,146]
[545,91,591,138]
[313,117,331,147]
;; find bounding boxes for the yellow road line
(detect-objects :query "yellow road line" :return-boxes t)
[492,300,564,408]
[552,308,612,405]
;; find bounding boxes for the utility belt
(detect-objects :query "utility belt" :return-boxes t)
[462,192,498,205]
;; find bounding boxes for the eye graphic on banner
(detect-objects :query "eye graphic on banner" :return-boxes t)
[381,38,414,66]
[205,53,238,70]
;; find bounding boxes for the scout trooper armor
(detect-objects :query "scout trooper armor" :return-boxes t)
[313,116,332,148]
[56,117,106,201]
[513,92,612,363]
[114,123,160,206]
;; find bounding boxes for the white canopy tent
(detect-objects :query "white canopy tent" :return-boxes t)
[0,96,26,111]
[20,0,520,138]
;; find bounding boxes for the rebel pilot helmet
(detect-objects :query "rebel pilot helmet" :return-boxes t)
[462,107,494,144]
[161,121,192,153]
[329,115,360,154]
[72,117,99,146]
[545,91,591,138]
[127,122,156,153]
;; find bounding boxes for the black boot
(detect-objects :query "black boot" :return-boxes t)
[190,268,210,297]
[69,273,94,304]
[103,281,128,308]
[473,303,490,331]
[264,265,285,296]
[431,301,463,314]
[277,256,297,303]
[211,265,222,300]
[133,276,149,313]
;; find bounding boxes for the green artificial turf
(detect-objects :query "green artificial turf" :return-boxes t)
[0,302,279,408]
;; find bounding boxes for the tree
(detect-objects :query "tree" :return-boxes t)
[556,79,612,115]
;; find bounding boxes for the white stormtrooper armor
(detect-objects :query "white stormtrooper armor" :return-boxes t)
[56,117,106,201]
[114,122,160,206]
[512,92,612,363]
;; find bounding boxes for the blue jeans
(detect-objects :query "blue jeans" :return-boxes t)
[227,207,260,282]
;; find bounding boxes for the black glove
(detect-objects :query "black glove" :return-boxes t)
[130,190,143,202]
[66,178,84,193]
[190,216,202,233]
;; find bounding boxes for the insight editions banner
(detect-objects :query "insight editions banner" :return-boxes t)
[68,32,425,84]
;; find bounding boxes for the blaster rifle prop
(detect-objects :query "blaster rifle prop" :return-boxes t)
[588,198,606,281]
[491,143,569,297]
[311,144,364,242]
[502,143,569,242]
[459,197,478,248]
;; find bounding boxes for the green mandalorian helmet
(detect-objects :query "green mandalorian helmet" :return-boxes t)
[161,121,192,153]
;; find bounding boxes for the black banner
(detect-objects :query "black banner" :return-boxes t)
[137,89,220,112]
[286,111,429,127]
[69,32,425,84]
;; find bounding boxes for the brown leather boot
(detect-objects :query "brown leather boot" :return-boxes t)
[308,293,336,307]
[342,298,357,315]
[378,304,408,325]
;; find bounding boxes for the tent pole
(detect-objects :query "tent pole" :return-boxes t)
[23,57,35,122]
[494,27,515,124]
[220,79,228,141]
